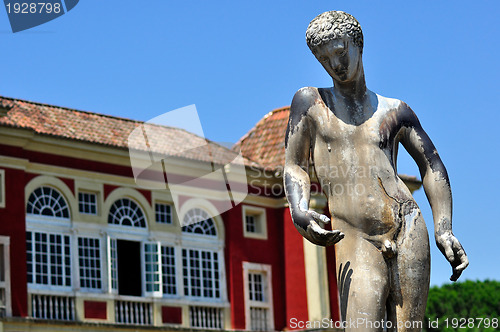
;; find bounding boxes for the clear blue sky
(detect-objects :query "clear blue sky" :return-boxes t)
[1,1,498,286]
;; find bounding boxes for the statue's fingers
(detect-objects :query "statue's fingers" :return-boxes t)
[450,272,460,282]
[444,245,455,263]
[450,267,464,282]
[450,256,468,282]
[308,224,326,243]
[454,255,469,271]
[310,211,330,225]
[326,231,344,245]
[455,261,468,272]
[310,220,328,234]
[455,248,466,262]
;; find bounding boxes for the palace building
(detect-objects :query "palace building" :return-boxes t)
[0,96,421,331]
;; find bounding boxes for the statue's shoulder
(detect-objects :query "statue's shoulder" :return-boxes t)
[375,93,421,127]
[375,93,406,112]
[290,87,321,117]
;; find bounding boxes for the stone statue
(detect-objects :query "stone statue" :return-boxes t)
[284,11,468,331]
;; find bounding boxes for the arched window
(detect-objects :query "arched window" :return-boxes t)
[182,208,216,236]
[108,198,146,228]
[27,186,70,219]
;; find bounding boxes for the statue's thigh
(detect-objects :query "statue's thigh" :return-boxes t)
[336,235,389,331]
[387,211,430,332]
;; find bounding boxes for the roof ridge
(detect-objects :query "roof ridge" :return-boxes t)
[0,95,146,125]
[268,105,290,114]
[0,94,244,158]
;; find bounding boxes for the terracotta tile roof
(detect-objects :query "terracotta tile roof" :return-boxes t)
[0,95,253,166]
[234,106,290,170]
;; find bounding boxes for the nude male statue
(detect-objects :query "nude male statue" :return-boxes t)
[284,11,468,331]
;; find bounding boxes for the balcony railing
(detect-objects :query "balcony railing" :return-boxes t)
[115,299,153,325]
[29,292,227,329]
[31,294,75,321]
[189,305,224,329]
[250,307,269,331]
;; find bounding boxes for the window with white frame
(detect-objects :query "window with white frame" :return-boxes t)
[108,198,146,228]
[26,231,71,287]
[27,186,70,219]
[182,248,220,299]
[104,203,224,304]
[144,244,178,297]
[78,237,102,290]
[109,239,179,298]
[144,243,161,294]
[78,192,97,215]
[161,246,176,295]
[242,206,267,240]
[155,203,172,224]
[0,236,11,317]
[182,208,216,236]
[109,238,118,292]
[249,273,265,302]
[243,262,274,331]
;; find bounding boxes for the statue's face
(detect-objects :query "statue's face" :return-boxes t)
[313,37,362,83]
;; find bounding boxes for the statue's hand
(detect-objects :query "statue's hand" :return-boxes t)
[436,231,469,281]
[292,210,344,246]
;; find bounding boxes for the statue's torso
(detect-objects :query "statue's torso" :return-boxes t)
[307,88,418,251]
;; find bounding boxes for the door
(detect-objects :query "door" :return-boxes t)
[117,239,141,296]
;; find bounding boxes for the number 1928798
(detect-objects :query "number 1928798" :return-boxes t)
[5,2,61,14]
[443,317,498,329]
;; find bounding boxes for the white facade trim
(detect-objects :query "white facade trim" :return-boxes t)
[242,262,274,331]
[242,205,268,240]
[0,236,11,317]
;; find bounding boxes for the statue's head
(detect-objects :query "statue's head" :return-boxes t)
[306,11,364,82]
[306,11,363,55]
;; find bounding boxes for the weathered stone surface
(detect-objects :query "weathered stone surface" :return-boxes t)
[284,11,468,331]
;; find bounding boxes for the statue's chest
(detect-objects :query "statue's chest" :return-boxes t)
[310,105,383,148]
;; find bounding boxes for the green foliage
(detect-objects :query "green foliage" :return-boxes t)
[424,280,500,332]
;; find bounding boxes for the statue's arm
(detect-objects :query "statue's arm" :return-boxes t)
[284,88,344,246]
[399,103,468,281]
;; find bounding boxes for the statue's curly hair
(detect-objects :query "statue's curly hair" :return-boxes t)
[306,11,363,53]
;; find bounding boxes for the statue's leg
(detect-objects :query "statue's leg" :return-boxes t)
[335,232,390,332]
[386,208,430,332]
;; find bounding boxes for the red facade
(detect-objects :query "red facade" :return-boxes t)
[0,96,342,330]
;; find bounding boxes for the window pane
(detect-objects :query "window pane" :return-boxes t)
[78,192,97,215]
[26,232,33,283]
[26,187,70,219]
[78,237,102,290]
[161,246,176,295]
[108,198,146,228]
[144,243,160,293]
[110,239,118,291]
[249,272,265,302]
[155,203,172,224]
[246,215,256,233]
[182,248,220,299]
[27,231,71,287]
[182,208,216,236]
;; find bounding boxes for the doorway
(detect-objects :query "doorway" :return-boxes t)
[117,239,142,296]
